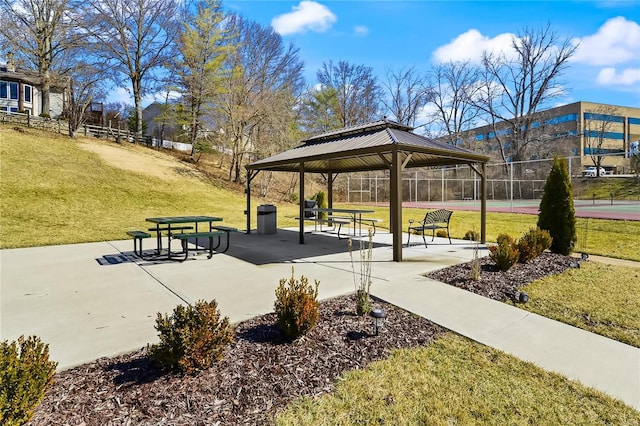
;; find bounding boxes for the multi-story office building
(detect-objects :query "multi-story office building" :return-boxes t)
[463,101,640,174]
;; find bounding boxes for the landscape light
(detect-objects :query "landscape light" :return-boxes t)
[370,308,387,335]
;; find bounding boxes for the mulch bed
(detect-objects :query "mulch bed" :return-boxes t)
[29,295,445,425]
[29,253,576,425]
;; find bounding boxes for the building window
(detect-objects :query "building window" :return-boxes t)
[584,130,624,140]
[544,113,577,126]
[0,81,6,99]
[9,82,18,100]
[0,106,7,112]
[24,85,32,103]
[584,112,624,123]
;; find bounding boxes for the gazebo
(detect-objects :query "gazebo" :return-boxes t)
[245,119,490,261]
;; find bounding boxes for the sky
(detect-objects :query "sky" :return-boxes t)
[112,0,640,113]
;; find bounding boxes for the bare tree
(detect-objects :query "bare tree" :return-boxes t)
[381,66,431,127]
[66,61,105,137]
[217,15,304,183]
[315,60,382,128]
[427,60,482,146]
[475,25,577,171]
[1,0,77,115]
[583,105,622,176]
[80,0,180,142]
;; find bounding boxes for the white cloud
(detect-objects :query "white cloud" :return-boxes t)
[271,1,336,36]
[107,87,132,105]
[354,26,368,37]
[572,16,640,66]
[597,67,640,85]
[432,29,514,64]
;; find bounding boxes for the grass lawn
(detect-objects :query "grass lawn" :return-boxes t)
[276,334,640,425]
[518,262,640,347]
[2,126,639,261]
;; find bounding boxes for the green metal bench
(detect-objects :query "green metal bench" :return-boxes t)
[407,209,453,247]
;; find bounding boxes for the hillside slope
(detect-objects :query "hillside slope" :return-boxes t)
[0,126,295,248]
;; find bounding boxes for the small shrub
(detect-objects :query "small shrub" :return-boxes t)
[39,113,50,119]
[151,299,234,374]
[436,229,448,238]
[313,190,327,220]
[0,335,57,426]
[274,268,319,339]
[463,230,479,241]
[489,233,520,271]
[517,228,553,263]
[470,243,481,281]
[349,230,374,316]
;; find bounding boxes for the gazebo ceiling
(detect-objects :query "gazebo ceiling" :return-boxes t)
[247,119,489,173]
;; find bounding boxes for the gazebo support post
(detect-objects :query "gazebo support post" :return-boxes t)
[328,172,333,210]
[246,169,251,234]
[480,163,487,243]
[391,148,403,261]
[299,164,305,244]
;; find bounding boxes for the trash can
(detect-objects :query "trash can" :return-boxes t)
[257,204,277,234]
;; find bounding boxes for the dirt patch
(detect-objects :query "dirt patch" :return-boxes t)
[78,140,198,182]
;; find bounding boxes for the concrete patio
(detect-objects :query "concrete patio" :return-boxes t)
[1,227,638,410]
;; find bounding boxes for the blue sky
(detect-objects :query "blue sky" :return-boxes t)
[116,1,640,111]
[230,0,640,106]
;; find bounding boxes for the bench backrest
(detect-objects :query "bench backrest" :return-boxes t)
[423,209,452,224]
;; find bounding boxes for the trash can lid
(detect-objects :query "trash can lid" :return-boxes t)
[257,204,276,212]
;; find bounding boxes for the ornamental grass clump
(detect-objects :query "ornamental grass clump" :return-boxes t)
[517,227,553,263]
[489,233,520,271]
[0,335,57,426]
[274,268,320,340]
[348,230,374,316]
[151,299,234,374]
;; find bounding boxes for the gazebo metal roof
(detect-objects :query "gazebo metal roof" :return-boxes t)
[245,119,490,261]
[247,119,488,173]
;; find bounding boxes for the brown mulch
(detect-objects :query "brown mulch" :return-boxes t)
[29,295,445,426]
[427,251,577,302]
[29,253,576,425]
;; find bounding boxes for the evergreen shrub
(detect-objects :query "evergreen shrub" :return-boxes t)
[151,300,234,374]
[488,233,520,271]
[463,230,479,241]
[0,336,57,426]
[517,228,552,263]
[538,156,577,255]
[274,268,319,339]
[436,229,448,238]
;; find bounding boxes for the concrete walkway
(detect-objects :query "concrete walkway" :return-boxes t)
[1,228,638,411]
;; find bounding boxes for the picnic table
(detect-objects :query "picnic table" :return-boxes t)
[127,215,237,261]
[302,207,381,239]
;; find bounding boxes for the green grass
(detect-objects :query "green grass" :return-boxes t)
[574,176,640,200]
[519,262,640,347]
[2,127,639,262]
[276,334,640,425]
[0,128,251,248]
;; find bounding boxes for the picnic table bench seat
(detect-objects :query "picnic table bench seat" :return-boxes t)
[407,209,453,247]
[126,230,152,258]
[330,215,383,235]
[171,231,226,260]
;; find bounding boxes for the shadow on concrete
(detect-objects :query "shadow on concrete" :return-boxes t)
[221,229,390,265]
